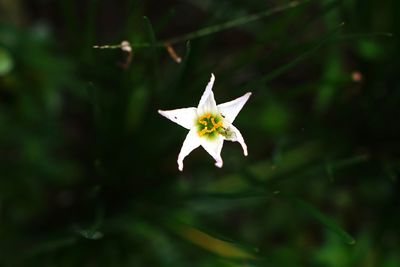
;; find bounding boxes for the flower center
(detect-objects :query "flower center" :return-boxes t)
[197,113,223,138]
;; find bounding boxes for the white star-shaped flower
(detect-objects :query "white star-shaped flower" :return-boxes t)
[158,74,251,171]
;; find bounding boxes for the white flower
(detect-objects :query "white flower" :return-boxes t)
[158,74,251,171]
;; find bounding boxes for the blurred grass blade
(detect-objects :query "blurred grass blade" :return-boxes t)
[330,154,369,169]
[26,237,77,257]
[334,32,394,42]
[260,22,344,84]
[325,160,334,181]
[325,155,369,182]
[57,1,78,47]
[189,190,280,200]
[278,0,341,49]
[143,16,159,56]
[166,1,305,44]
[248,142,324,182]
[0,47,14,76]
[154,8,176,33]
[165,41,191,99]
[175,41,192,88]
[96,1,306,49]
[286,195,356,245]
[143,16,160,79]
[382,161,397,181]
[176,41,191,79]
[87,82,102,131]
[179,226,256,259]
[82,0,98,61]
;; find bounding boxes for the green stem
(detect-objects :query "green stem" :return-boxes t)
[93,1,305,49]
[165,1,303,45]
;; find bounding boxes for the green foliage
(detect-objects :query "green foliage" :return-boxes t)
[0,0,399,266]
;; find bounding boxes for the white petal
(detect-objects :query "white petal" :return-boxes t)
[178,128,201,171]
[197,73,218,115]
[200,135,224,168]
[217,92,251,123]
[158,107,197,130]
[225,124,248,156]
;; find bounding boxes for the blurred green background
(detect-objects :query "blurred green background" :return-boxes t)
[0,0,399,266]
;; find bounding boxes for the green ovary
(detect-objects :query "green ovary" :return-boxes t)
[196,113,223,139]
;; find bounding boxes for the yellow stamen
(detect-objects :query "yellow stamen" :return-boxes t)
[199,120,207,126]
[197,113,223,137]
[211,117,223,128]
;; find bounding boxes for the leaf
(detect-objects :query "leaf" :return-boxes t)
[258,22,345,84]
[94,1,309,49]
[25,237,77,257]
[163,41,191,100]
[178,225,257,259]
[166,1,306,44]
[181,41,191,71]
[248,142,324,182]
[285,195,356,245]
[0,47,14,76]
[143,16,158,52]
[120,1,307,47]
[330,154,369,169]
[189,190,280,200]
[143,16,160,79]
[175,41,191,84]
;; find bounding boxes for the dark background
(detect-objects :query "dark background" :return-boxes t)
[0,0,399,266]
